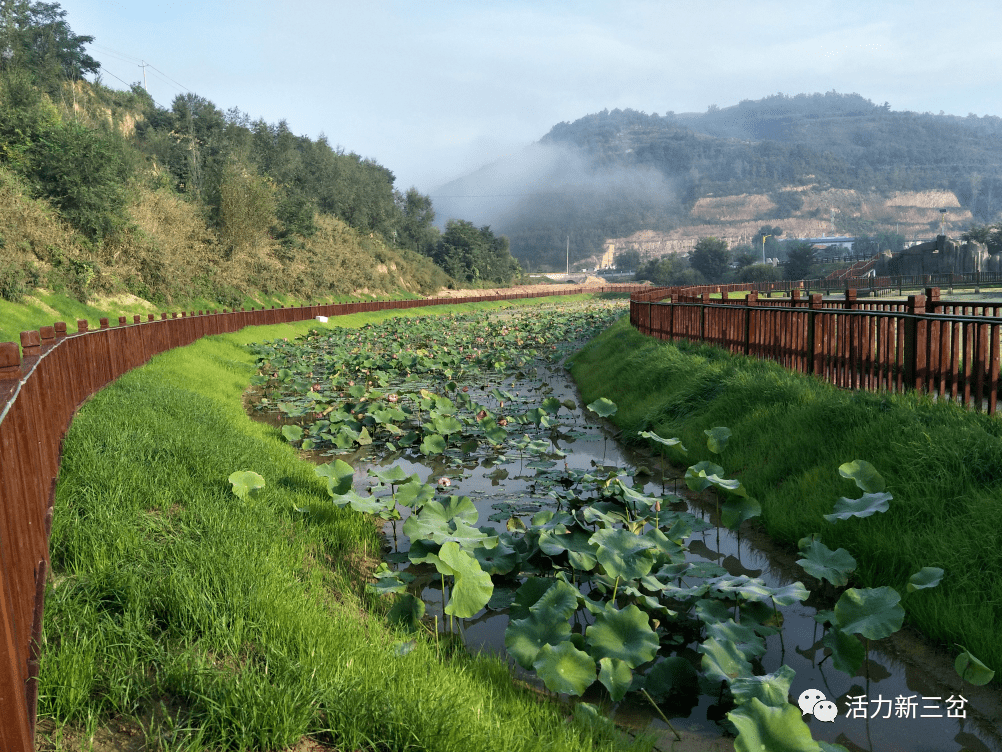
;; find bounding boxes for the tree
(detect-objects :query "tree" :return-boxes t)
[731,245,757,269]
[0,1,100,89]
[395,187,438,255]
[431,220,521,284]
[614,248,641,271]
[739,263,781,283]
[637,254,704,286]
[688,237,730,281]
[783,240,816,281]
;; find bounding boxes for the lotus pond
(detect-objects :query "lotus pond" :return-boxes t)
[246,301,1001,752]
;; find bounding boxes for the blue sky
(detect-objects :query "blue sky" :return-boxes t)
[59,0,1002,193]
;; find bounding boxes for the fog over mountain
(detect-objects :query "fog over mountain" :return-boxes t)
[432,92,1002,270]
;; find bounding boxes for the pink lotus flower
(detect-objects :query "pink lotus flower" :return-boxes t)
[437,477,451,487]
[388,394,398,402]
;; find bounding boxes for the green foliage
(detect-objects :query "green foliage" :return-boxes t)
[728,699,821,752]
[688,236,730,281]
[430,219,521,284]
[833,586,904,641]
[614,248,641,271]
[738,263,781,283]
[907,566,944,593]
[0,1,100,91]
[636,254,704,287]
[955,646,995,686]
[394,187,439,254]
[30,119,131,241]
[0,258,30,301]
[217,162,276,256]
[227,470,265,500]
[783,240,816,280]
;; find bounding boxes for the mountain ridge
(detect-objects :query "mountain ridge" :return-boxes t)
[434,92,1002,270]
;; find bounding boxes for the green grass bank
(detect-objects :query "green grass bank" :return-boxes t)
[569,316,1002,682]
[40,295,651,752]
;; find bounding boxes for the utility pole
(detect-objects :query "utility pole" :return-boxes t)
[139,61,148,91]
[566,236,569,276]
[762,234,772,265]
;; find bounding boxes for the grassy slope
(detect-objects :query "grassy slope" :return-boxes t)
[570,316,1002,681]
[40,297,652,752]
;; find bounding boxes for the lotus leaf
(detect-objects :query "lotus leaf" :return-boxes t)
[729,664,796,708]
[533,642,597,697]
[641,656,699,703]
[824,492,892,522]
[907,566,944,593]
[684,461,738,494]
[769,582,810,607]
[834,586,904,640]
[822,626,865,675]
[838,459,886,493]
[431,414,463,435]
[705,619,767,659]
[541,396,562,415]
[581,501,629,527]
[486,586,518,611]
[538,527,599,571]
[395,480,435,509]
[638,430,687,453]
[508,576,557,620]
[728,698,821,752]
[586,397,618,418]
[406,538,440,565]
[720,496,761,529]
[368,568,415,595]
[419,433,447,455]
[708,575,775,603]
[693,593,733,625]
[598,657,633,701]
[281,425,304,443]
[473,539,519,575]
[505,612,572,670]
[797,540,857,587]
[591,527,656,581]
[432,541,493,618]
[585,603,659,668]
[704,426,732,454]
[699,637,754,684]
[954,646,995,685]
[228,470,265,500]
[386,594,425,631]
[367,465,412,485]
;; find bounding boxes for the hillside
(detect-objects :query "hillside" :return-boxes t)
[434,92,1002,270]
[0,2,530,319]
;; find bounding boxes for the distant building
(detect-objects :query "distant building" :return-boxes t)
[803,236,855,250]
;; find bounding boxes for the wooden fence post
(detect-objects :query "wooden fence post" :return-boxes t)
[808,293,823,375]
[924,286,940,314]
[744,292,757,355]
[903,294,928,392]
[700,292,710,341]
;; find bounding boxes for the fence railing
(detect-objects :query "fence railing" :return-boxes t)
[631,270,1002,304]
[0,284,643,751]
[629,286,1002,416]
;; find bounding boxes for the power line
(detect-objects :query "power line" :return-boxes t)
[146,64,190,94]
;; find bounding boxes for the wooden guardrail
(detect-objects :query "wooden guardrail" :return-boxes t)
[0,285,643,751]
[630,286,1002,415]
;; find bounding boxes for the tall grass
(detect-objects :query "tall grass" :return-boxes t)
[39,300,653,751]
[570,316,1002,682]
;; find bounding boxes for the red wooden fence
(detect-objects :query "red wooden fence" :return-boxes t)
[630,286,1002,415]
[0,285,642,751]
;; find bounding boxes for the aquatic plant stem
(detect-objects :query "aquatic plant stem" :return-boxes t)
[641,688,681,742]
